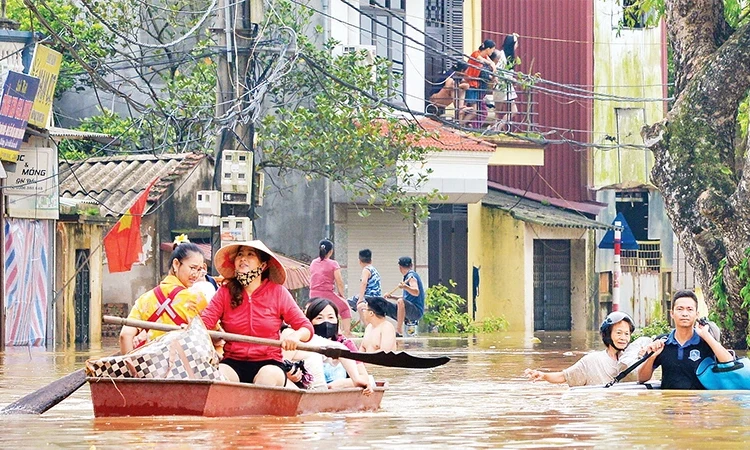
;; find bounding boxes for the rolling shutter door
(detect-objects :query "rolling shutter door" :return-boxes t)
[346,209,414,298]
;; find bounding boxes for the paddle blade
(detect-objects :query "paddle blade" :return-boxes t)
[0,369,86,415]
[336,348,450,369]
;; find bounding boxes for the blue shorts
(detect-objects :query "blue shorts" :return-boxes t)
[465,88,482,106]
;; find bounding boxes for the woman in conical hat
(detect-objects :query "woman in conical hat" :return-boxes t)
[201,240,313,386]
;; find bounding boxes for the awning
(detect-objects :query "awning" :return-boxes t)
[482,189,616,230]
[160,242,311,290]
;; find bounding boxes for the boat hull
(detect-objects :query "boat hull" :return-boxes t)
[87,377,386,417]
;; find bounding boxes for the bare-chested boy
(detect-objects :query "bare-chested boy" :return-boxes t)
[359,296,397,353]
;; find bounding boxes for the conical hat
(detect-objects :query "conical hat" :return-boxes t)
[214,240,287,286]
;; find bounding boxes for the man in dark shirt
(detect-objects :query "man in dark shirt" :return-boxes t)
[638,289,733,389]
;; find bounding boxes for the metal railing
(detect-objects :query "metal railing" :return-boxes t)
[621,240,661,273]
[426,73,539,134]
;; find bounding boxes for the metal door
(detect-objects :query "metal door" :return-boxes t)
[424,0,464,107]
[74,249,90,344]
[533,240,571,330]
[428,204,468,305]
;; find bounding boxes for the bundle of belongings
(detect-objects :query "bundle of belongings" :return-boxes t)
[86,319,225,381]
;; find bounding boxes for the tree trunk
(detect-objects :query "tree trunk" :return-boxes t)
[646,1,750,348]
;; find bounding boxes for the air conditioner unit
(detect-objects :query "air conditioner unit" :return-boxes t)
[196,190,221,216]
[221,150,253,195]
[220,216,253,244]
[333,45,376,81]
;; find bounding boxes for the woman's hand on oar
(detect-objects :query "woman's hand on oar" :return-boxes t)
[103,316,450,369]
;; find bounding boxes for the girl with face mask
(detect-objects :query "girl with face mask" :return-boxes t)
[283,298,374,393]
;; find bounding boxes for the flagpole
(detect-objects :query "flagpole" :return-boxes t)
[613,220,621,312]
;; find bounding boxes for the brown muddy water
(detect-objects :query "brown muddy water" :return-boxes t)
[2,332,750,449]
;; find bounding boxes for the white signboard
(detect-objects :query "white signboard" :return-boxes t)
[5,146,59,219]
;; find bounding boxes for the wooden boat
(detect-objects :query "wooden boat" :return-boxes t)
[87,377,387,417]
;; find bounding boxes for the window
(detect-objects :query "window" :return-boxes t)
[360,1,406,97]
[622,0,648,29]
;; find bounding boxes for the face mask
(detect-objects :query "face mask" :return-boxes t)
[236,266,264,287]
[313,321,339,340]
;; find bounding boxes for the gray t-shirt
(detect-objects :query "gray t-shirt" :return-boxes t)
[562,350,619,386]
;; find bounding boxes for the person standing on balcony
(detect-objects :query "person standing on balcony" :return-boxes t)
[494,33,520,127]
[460,39,496,125]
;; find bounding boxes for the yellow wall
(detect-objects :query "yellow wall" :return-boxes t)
[591,1,664,188]
[468,203,527,331]
[463,0,481,55]
[56,222,104,348]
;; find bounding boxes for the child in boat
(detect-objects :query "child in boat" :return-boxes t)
[360,296,397,353]
[283,298,373,394]
[201,240,314,387]
[524,312,647,387]
[119,241,209,354]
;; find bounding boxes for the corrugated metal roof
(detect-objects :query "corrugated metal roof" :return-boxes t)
[48,126,120,145]
[59,153,209,217]
[483,0,594,202]
[482,189,614,230]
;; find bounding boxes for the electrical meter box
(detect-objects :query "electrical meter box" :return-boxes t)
[220,216,253,244]
[221,150,253,195]
[196,190,220,216]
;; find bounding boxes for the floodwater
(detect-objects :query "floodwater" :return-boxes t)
[2,332,750,449]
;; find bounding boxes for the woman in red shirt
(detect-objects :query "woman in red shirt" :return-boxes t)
[460,39,496,125]
[308,239,352,336]
[201,240,313,386]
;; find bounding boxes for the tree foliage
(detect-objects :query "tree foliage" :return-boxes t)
[16,0,438,218]
[638,0,750,347]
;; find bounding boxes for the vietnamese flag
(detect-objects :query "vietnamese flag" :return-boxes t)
[103,179,157,273]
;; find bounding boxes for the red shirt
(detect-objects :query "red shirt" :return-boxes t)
[464,50,484,88]
[201,279,314,362]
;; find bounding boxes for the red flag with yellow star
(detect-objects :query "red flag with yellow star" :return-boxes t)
[103,179,157,273]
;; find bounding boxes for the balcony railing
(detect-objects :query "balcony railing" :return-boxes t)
[426,73,539,134]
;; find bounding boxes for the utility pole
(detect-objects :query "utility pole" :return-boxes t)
[211,0,262,260]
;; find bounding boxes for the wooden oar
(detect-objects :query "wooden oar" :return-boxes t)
[104,315,450,369]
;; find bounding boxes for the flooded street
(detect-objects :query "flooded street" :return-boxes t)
[2,333,750,448]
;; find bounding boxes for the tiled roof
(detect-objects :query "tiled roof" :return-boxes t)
[482,189,616,230]
[415,118,496,152]
[59,153,209,217]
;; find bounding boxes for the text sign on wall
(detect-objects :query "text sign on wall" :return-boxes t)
[28,44,62,129]
[5,146,59,220]
[0,71,40,162]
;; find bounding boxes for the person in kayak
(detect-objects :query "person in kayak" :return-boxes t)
[637,289,733,389]
[201,240,313,386]
[524,311,646,386]
[119,240,209,354]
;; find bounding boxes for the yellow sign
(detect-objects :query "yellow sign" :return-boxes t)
[28,44,62,129]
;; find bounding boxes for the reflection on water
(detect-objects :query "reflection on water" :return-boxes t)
[2,332,750,448]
